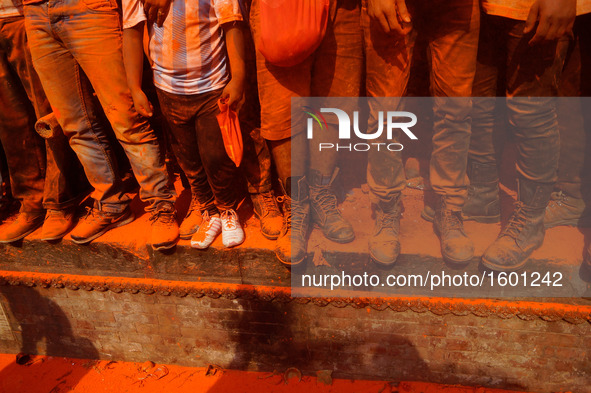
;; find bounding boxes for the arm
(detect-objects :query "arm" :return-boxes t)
[122,22,153,117]
[221,22,246,111]
[367,0,411,35]
[524,0,576,45]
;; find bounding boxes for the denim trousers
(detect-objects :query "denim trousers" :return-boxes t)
[0,15,89,213]
[364,0,480,209]
[24,0,174,213]
[156,88,239,213]
[470,13,568,186]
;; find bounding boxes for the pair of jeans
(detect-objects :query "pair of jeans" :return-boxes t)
[470,14,568,186]
[364,0,480,209]
[0,15,89,213]
[156,88,239,213]
[556,14,591,199]
[24,0,174,214]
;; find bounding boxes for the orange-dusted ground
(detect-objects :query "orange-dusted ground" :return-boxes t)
[0,354,536,393]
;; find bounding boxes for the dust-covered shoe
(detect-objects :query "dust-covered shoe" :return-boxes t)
[150,203,179,250]
[221,209,245,248]
[251,191,283,240]
[190,211,221,249]
[180,197,203,240]
[70,207,134,244]
[41,208,77,241]
[0,211,44,243]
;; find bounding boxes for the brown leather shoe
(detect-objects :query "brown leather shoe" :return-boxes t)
[0,211,45,243]
[41,208,77,241]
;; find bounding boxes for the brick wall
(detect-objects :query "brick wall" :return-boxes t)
[0,282,589,392]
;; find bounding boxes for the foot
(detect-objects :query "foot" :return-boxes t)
[309,170,354,244]
[41,208,77,241]
[0,211,45,243]
[150,203,179,251]
[70,207,134,244]
[369,197,402,266]
[190,211,221,249]
[221,209,245,248]
[251,191,283,240]
[434,203,474,265]
[482,202,545,272]
[544,191,591,228]
[179,197,203,240]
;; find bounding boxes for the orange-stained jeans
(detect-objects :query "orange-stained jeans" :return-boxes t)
[469,14,568,187]
[156,88,239,214]
[23,0,175,214]
[364,0,480,210]
[0,15,89,213]
[556,14,591,200]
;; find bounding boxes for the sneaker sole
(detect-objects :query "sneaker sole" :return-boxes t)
[152,241,177,251]
[70,212,135,244]
[276,251,305,267]
[0,221,44,243]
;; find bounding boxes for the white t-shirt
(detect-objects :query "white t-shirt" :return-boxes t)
[123,0,243,96]
[0,0,23,18]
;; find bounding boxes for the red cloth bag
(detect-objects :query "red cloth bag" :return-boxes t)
[257,0,329,67]
[217,99,243,167]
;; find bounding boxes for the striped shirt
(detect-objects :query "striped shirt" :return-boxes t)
[123,0,243,96]
[482,0,591,20]
[0,0,22,18]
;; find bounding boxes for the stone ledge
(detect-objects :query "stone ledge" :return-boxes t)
[1,270,589,324]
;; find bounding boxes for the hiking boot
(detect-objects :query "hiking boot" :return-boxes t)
[190,211,221,249]
[149,202,179,251]
[482,179,553,272]
[275,177,310,266]
[544,191,591,228]
[41,208,77,241]
[70,206,134,244]
[308,168,354,244]
[369,195,402,266]
[433,199,474,264]
[0,211,44,243]
[180,197,203,240]
[421,161,500,224]
[221,209,245,248]
[251,191,283,240]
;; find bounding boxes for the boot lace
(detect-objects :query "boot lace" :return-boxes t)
[258,192,280,215]
[313,186,338,215]
[150,209,176,224]
[441,209,463,232]
[501,202,527,239]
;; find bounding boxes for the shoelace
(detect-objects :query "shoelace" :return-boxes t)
[441,210,463,232]
[149,209,176,224]
[313,186,338,214]
[81,206,100,223]
[221,210,238,230]
[377,210,397,230]
[260,192,280,214]
[501,202,527,239]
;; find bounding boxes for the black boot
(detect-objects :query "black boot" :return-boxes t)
[482,179,553,272]
[434,198,474,264]
[275,177,310,266]
[421,161,500,223]
[463,161,500,223]
[369,194,402,266]
[308,168,354,243]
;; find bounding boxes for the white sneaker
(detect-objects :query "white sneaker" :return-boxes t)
[221,209,244,248]
[190,211,221,249]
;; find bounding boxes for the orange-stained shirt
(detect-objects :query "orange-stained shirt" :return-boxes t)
[482,0,591,20]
